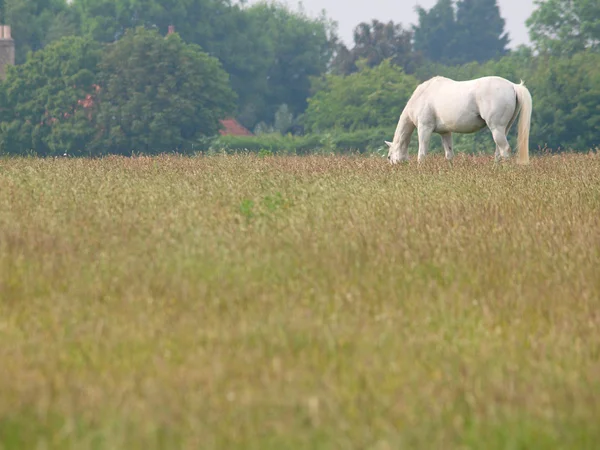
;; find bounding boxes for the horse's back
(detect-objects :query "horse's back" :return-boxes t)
[410,77,484,133]
[410,76,518,133]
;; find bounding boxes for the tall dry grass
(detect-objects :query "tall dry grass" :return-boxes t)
[0,153,599,449]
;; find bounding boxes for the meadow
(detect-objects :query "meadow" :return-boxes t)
[0,152,599,449]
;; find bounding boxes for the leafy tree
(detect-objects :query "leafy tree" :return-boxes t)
[526,0,600,56]
[527,51,600,150]
[91,27,236,155]
[70,0,240,49]
[303,60,419,132]
[413,0,509,65]
[454,0,509,63]
[71,0,335,130]
[413,0,458,65]
[331,19,419,75]
[71,0,270,126]
[0,36,101,156]
[2,0,78,64]
[242,3,335,127]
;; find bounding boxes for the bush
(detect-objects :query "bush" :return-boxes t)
[209,125,513,156]
[210,128,414,156]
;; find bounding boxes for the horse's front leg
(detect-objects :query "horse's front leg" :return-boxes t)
[417,126,433,163]
[441,133,454,161]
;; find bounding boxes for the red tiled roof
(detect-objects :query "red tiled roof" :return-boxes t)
[219,118,253,136]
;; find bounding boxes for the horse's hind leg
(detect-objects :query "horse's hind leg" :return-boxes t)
[494,142,501,162]
[441,133,454,161]
[490,127,511,161]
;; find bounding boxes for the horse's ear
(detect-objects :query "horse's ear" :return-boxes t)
[384,141,392,148]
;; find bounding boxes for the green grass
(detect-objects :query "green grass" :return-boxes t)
[1,152,599,449]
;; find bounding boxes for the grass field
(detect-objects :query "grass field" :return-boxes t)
[1,152,599,449]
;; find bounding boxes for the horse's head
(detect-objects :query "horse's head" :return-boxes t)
[385,140,402,164]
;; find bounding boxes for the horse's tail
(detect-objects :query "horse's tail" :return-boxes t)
[514,80,532,165]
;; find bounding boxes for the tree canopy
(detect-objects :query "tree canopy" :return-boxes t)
[0,36,101,156]
[527,51,600,149]
[0,28,237,156]
[69,0,336,130]
[454,0,509,63]
[413,0,509,65]
[303,60,419,132]
[331,19,419,75]
[2,0,77,63]
[240,3,335,128]
[527,0,600,56]
[91,27,236,155]
[413,0,458,65]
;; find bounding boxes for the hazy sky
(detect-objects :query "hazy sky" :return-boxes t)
[249,0,537,49]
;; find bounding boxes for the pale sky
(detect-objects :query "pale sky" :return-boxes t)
[248,0,537,49]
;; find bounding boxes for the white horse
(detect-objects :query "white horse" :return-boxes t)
[385,76,532,164]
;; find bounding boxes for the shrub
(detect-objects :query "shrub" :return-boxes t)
[210,128,410,155]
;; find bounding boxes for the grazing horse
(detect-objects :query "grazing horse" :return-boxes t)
[385,76,532,165]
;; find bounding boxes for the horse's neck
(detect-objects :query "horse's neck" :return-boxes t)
[393,110,414,144]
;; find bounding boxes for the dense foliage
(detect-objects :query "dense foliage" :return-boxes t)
[91,27,235,155]
[413,0,508,65]
[527,0,600,56]
[213,126,400,156]
[0,29,235,156]
[2,0,78,64]
[527,51,600,150]
[413,0,459,65]
[331,20,419,75]
[304,61,419,132]
[69,0,335,129]
[0,36,101,156]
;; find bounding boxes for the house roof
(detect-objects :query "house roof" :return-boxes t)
[219,118,253,136]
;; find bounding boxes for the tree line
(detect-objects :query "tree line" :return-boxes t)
[0,0,598,156]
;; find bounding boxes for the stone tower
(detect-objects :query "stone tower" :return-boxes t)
[0,25,15,80]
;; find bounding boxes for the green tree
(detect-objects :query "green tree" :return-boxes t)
[71,0,271,126]
[71,0,231,45]
[526,0,600,56]
[303,59,419,132]
[413,0,509,65]
[412,0,458,65]
[331,19,419,75]
[71,0,335,130]
[2,0,78,64]
[454,0,509,63]
[0,36,101,156]
[91,27,236,155]
[242,3,335,127]
[527,51,600,150]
